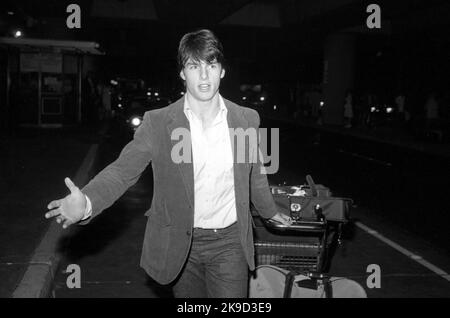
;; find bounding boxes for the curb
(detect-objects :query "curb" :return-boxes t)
[12,143,99,298]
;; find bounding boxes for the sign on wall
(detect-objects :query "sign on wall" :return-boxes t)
[20,53,63,73]
[20,53,40,72]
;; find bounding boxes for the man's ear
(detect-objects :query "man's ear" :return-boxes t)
[180,69,186,81]
[220,68,225,79]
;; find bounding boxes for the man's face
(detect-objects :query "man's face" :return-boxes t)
[180,58,225,102]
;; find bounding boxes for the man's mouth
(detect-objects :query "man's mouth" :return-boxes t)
[198,84,211,91]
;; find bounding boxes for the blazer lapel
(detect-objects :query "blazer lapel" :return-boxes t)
[166,97,195,209]
[224,99,249,207]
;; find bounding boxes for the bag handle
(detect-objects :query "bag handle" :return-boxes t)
[306,175,318,197]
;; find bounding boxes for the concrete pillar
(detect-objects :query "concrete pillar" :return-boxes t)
[322,32,356,125]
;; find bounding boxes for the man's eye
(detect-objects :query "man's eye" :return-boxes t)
[209,64,217,68]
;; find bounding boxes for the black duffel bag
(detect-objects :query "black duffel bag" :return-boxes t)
[270,175,352,223]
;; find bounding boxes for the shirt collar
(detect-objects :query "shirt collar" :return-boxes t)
[183,94,228,123]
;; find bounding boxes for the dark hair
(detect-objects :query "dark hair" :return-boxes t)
[177,29,225,72]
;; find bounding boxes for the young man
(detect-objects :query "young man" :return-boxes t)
[45,29,291,298]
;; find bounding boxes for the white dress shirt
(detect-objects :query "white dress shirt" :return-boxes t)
[184,95,237,229]
[83,94,237,229]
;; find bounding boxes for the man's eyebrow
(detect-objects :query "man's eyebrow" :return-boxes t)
[185,59,219,66]
[185,60,200,66]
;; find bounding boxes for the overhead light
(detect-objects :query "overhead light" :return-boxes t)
[386,107,393,113]
[180,92,184,95]
[242,96,247,100]
[14,30,22,38]
[131,117,142,127]
[370,107,376,113]
[273,105,277,110]
[7,11,14,16]
[320,101,324,107]
[147,92,151,96]
[154,92,159,97]
[260,96,265,101]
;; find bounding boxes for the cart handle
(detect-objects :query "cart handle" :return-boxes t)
[264,218,326,232]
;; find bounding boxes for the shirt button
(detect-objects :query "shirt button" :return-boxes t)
[186,230,191,236]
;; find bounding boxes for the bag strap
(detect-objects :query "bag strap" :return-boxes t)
[283,272,296,298]
[323,277,333,298]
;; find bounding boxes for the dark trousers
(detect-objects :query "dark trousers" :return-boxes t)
[172,222,248,298]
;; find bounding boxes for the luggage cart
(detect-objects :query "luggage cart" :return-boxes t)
[251,215,352,298]
[253,175,351,275]
[250,176,365,297]
[253,215,332,273]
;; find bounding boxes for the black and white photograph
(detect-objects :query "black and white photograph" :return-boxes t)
[0,0,449,303]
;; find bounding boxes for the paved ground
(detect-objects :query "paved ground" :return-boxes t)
[49,118,450,298]
[51,123,165,298]
[0,126,100,298]
[2,115,449,298]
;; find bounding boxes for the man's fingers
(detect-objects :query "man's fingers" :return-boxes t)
[45,208,62,219]
[47,199,62,210]
[272,213,292,225]
[64,177,78,194]
[62,218,74,229]
[280,214,293,225]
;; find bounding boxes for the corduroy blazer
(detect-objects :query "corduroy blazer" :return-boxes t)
[81,96,277,284]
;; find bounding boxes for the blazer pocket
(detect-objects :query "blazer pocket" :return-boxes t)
[145,200,171,226]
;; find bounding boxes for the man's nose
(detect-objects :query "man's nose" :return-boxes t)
[200,65,208,80]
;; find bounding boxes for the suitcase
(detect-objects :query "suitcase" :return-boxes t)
[249,265,367,298]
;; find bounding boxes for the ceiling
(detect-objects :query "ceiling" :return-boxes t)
[1,0,449,83]
[1,0,448,54]
[1,0,449,32]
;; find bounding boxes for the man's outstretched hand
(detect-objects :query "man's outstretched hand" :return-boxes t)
[45,177,87,229]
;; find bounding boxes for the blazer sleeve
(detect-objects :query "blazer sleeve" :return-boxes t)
[80,111,153,222]
[248,110,278,219]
